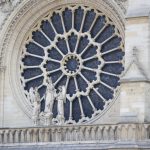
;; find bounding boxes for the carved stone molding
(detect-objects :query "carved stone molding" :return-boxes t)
[0,0,23,30]
[0,0,12,13]
[114,0,128,14]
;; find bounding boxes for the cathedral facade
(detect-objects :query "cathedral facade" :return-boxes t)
[0,0,150,149]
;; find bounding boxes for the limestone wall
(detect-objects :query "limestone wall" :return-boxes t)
[119,0,150,123]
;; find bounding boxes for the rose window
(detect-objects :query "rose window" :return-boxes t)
[20,5,124,123]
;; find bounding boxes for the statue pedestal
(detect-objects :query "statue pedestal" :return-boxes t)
[44,113,53,126]
[57,115,65,125]
[32,116,40,126]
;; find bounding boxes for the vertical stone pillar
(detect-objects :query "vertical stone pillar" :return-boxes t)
[20,129,27,143]
[0,130,4,144]
[4,130,10,143]
[109,125,116,140]
[64,128,69,141]
[9,130,15,143]
[84,127,91,141]
[33,129,39,143]
[79,127,84,141]
[90,126,97,141]
[61,128,66,142]
[73,127,79,141]
[27,129,33,143]
[15,130,21,143]
[117,125,121,141]
[44,128,50,142]
[51,128,56,142]
[0,66,6,128]
[103,126,109,141]
[97,126,103,140]
[68,127,73,141]
[56,128,62,142]
[39,128,45,142]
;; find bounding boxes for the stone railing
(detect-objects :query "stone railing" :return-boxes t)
[0,123,150,144]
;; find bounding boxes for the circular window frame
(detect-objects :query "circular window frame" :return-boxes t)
[1,0,125,124]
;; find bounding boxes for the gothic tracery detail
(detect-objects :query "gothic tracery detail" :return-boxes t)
[20,5,124,124]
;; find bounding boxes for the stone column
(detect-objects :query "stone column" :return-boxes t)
[15,130,21,143]
[84,127,91,141]
[0,66,6,128]
[90,126,97,141]
[73,127,79,141]
[56,128,62,142]
[51,128,56,142]
[21,129,27,143]
[0,130,4,144]
[27,129,33,143]
[97,126,103,140]
[39,128,45,142]
[9,130,15,143]
[103,126,109,141]
[79,127,85,141]
[44,128,50,142]
[33,129,39,143]
[4,130,9,143]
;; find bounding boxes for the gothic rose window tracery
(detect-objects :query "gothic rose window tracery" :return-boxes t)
[20,5,124,124]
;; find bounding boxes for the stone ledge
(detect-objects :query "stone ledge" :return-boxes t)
[1,141,150,150]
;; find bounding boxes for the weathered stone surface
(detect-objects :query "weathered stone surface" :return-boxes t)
[0,0,150,149]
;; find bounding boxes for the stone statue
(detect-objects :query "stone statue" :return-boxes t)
[28,78,67,126]
[44,77,57,125]
[29,87,41,126]
[29,87,35,104]
[56,86,66,125]
[44,77,57,114]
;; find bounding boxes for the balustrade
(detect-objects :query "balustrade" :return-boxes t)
[0,123,150,144]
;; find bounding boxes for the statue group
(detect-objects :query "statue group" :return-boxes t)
[28,77,66,126]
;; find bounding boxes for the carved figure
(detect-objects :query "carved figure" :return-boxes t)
[29,87,35,104]
[44,77,57,115]
[56,86,66,125]
[29,87,41,125]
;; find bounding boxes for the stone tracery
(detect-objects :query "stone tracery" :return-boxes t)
[20,5,124,124]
